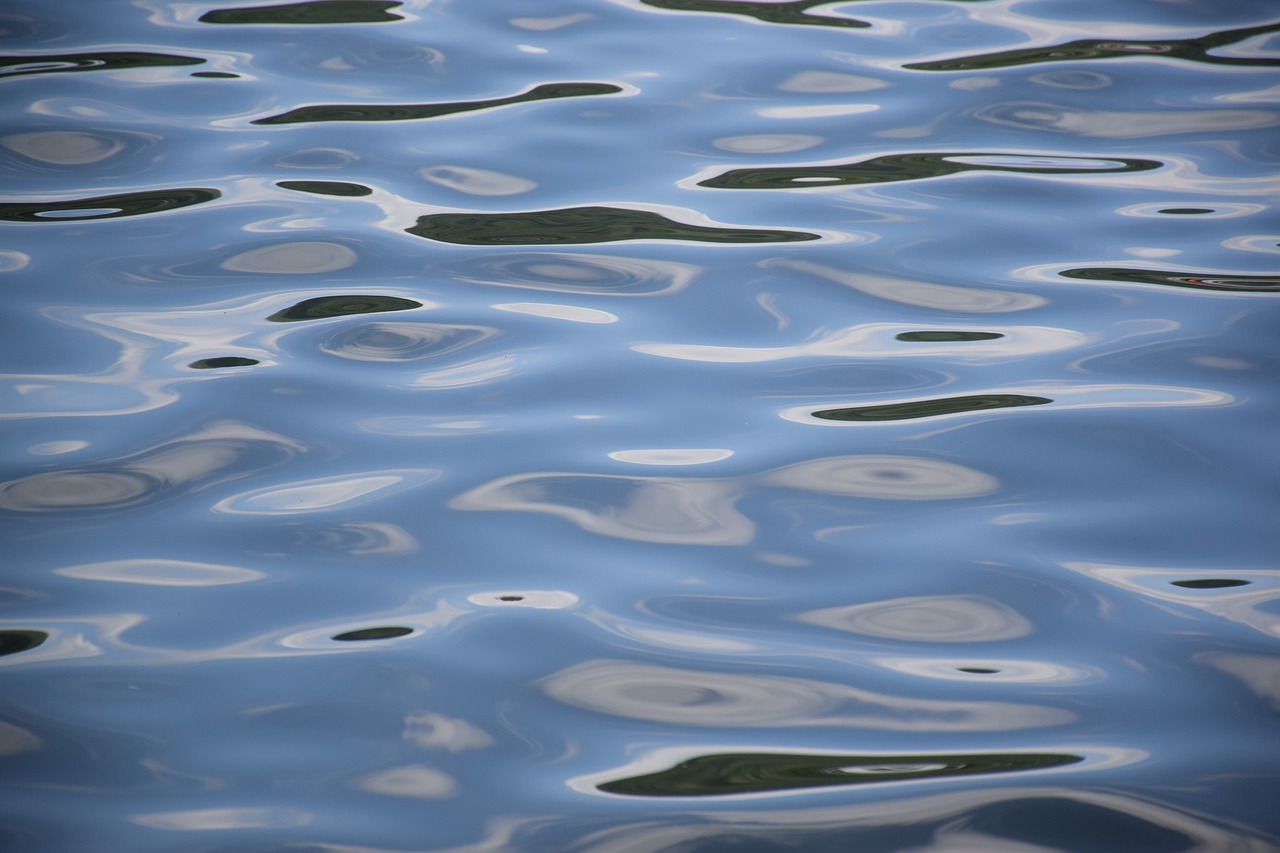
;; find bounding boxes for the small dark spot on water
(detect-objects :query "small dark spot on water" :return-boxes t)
[190,357,259,369]
[958,667,1001,674]
[1158,208,1214,215]
[0,630,47,657]
[192,71,240,78]
[1171,578,1252,589]
[498,594,525,602]
[896,331,1004,342]
[267,295,422,322]
[278,180,373,197]
[333,626,413,641]
[199,1,405,25]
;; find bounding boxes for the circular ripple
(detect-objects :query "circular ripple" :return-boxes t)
[456,252,696,296]
[800,596,1031,642]
[0,470,158,511]
[318,322,492,362]
[769,455,999,500]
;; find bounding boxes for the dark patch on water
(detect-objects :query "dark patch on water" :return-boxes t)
[278,180,374,197]
[267,295,423,322]
[812,394,1052,422]
[896,331,1005,342]
[598,751,1083,796]
[333,626,414,641]
[199,1,405,24]
[191,71,241,78]
[0,188,220,222]
[905,22,1280,70]
[189,357,260,369]
[1158,208,1215,215]
[639,0,868,29]
[1171,578,1252,589]
[0,51,205,77]
[407,206,819,245]
[0,630,47,657]
[1059,268,1280,292]
[699,152,1161,189]
[253,82,624,125]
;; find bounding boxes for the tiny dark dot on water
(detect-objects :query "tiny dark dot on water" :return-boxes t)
[190,356,259,369]
[333,626,414,642]
[1158,208,1214,215]
[1170,578,1252,589]
[498,595,525,602]
[192,71,240,78]
[958,667,1000,674]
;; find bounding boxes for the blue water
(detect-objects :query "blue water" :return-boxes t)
[3,0,1280,850]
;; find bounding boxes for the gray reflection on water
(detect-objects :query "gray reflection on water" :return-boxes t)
[798,596,1031,642]
[451,473,753,545]
[212,469,439,516]
[54,559,265,587]
[541,660,1072,731]
[763,259,1047,312]
[767,456,998,500]
[220,240,357,274]
[452,251,700,296]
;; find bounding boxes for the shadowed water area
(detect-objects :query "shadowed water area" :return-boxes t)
[2,0,1279,850]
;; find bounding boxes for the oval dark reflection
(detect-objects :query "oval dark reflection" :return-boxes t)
[333,626,413,641]
[1171,578,1252,589]
[0,189,220,222]
[598,751,1083,796]
[0,51,204,78]
[0,630,48,657]
[408,206,818,245]
[813,394,1052,422]
[199,1,405,24]
[189,357,259,369]
[278,181,373,197]
[896,331,1005,342]
[267,295,422,322]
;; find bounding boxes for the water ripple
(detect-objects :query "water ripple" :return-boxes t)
[0,51,204,78]
[0,188,219,222]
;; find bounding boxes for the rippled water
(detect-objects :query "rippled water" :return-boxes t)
[3,0,1280,850]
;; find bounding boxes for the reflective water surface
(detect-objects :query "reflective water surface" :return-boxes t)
[2,0,1280,850]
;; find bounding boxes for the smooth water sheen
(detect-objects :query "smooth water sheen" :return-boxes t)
[2,0,1279,850]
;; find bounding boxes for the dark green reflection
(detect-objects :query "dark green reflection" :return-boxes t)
[0,188,220,222]
[190,357,259,369]
[254,82,622,125]
[699,152,1161,189]
[0,52,205,78]
[813,394,1051,422]
[408,206,818,245]
[896,331,1004,342]
[640,0,867,28]
[1060,268,1280,293]
[0,630,47,657]
[905,22,1280,70]
[1158,208,1214,215]
[200,1,404,24]
[333,626,414,641]
[1171,578,1251,589]
[267,295,422,322]
[600,751,1082,796]
[278,180,373,197]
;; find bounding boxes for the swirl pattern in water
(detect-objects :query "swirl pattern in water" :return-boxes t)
[3,0,1280,850]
